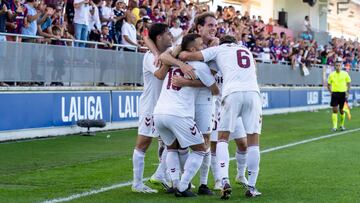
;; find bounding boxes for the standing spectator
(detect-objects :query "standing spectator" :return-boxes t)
[128,0,140,22]
[303,16,311,32]
[99,0,113,28]
[0,0,11,41]
[22,0,43,42]
[271,39,282,62]
[169,17,183,46]
[113,0,126,43]
[73,0,92,47]
[7,0,27,41]
[121,11,138,51]
[88,0,101,42]
[250,38,263,59]
[37,5,57,39]
[150,7,164,23]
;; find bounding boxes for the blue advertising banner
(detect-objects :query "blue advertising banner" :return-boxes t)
[0,92,111,131]
[111,91,142,122]
[0,89,359,132]
[0,93,54,131]
[52,92,111,126]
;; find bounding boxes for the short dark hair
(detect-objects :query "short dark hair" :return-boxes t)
[181,33,201,51]
[149,23,169,44]
[220,35,237,45]
[194,12,216,27]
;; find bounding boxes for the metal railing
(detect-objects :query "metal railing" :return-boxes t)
[0,32,148,51]
[1,33,360,87]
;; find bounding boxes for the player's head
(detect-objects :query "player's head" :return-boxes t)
[335,57,343,72]
[181,33,203,52]
[219,35,237,45]
[194,12,217,42]
[149,23,172,50]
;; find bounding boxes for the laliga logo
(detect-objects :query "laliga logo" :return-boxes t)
[307,91,319,105]
[61,96,103,122]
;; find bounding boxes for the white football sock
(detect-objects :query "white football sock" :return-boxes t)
[178,148,189,173]
[153,147,167,179]
[236,149,247,177]
[247,146,260,187]
[179,151,204,192]
[132,149,145,187]
[216,141,229,182]
[166,150,180,188]
[210,152,219,181]
[199,149,211,185]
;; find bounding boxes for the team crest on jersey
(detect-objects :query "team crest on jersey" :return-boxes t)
[170,168,176,173]
[220,162,225,168]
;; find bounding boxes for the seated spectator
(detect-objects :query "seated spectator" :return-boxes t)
[99,24,113,49]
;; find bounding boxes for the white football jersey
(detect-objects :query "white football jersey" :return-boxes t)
[139,51,163,116]
[201,43,260,99]
[154,61,215,118]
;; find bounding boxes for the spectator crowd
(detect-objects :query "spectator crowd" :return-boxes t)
[0,0,359,86]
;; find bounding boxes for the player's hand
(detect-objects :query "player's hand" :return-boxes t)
[209,37,219,47]
[154,54,162,67]
[171,75,187,87]
[179,63,196,80]
[178,51,190,61]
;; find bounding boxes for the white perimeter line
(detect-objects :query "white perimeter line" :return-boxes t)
[43,128,360,203]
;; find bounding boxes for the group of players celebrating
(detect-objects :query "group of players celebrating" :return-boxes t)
[131,12,262,200]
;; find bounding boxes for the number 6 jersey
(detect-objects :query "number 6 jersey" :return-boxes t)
[201,43,260,99]
[153,61,215,118]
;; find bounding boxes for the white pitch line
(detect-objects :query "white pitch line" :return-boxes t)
[43,128,360,203]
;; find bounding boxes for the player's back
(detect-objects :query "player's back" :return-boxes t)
[139,51,163,115]
[203,44,260,98]
[153,66,198,118]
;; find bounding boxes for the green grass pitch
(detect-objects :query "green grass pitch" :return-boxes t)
[1,108,360,203]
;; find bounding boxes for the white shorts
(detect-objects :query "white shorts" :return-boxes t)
[211,115,246,141]
[195,103,213,135]
[219,91,262,135]
[154,114,204,148]
[138,114,158,138]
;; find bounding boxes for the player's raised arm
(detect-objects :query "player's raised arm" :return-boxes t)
[171,75,205,87]
[159,49,197,80]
